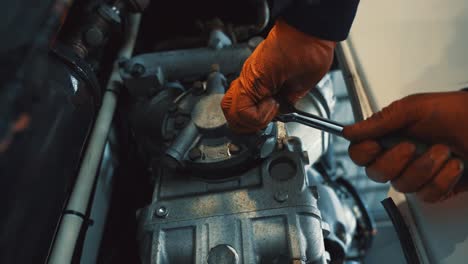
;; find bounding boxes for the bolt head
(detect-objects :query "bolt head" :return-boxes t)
[154,206,168,218]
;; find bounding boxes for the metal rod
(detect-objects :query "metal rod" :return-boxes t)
[47,13,142,264]
[278,113,345,137]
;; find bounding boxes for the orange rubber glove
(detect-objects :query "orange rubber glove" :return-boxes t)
[221,19,336,133]
[343,91,468,203]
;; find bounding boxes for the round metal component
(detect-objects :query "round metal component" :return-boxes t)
[84,27,104,47]
[155,206,169,218]
[269,157,297,181]
[207,244,239,264]
[274,190,289,203]
[188,148,202,161]
[192,94,226,131]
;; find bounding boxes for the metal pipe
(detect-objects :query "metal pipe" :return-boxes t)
[164,121,199,169]
[121,44,253,82]
[48,13,142,264]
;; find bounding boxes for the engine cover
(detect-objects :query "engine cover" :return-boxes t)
[137,137,329,264]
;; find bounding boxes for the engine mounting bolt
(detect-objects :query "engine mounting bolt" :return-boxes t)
[174,116,186,129]
[227,143,241,155]
[188,148,202,161]
[274,191,289,203]
[154,206,168,218]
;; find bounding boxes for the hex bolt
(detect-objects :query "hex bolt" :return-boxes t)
[274,191,289,203]
[227,143,241,155]
[154,206,169,218]
[130,63,145,77]
[188,147,202,161]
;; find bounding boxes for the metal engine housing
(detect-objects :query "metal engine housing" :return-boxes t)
[137,137,329,264]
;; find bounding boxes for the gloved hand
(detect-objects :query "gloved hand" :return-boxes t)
[343,91,468,202]
[221,19,336,133]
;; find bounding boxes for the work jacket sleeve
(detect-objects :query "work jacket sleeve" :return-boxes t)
[271,0,360,41]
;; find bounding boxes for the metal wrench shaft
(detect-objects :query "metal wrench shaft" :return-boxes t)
[276,112,345,136]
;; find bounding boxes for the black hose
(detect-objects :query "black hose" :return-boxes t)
[381,197,421,264]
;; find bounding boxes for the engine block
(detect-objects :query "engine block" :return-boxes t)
[137,137,329,264]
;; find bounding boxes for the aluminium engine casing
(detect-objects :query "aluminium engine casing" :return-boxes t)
[137,137,329,264]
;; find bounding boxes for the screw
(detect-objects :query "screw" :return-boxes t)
[274,191,289,203]
[154,206,168,218]
[130,63,145,77]
[188,148,202,161]
[227,143,241,155]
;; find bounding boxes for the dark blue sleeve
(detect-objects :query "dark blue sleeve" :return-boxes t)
[272,0,360,41]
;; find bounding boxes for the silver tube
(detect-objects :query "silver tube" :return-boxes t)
[48,14,142,264]
[122,45,252,81]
